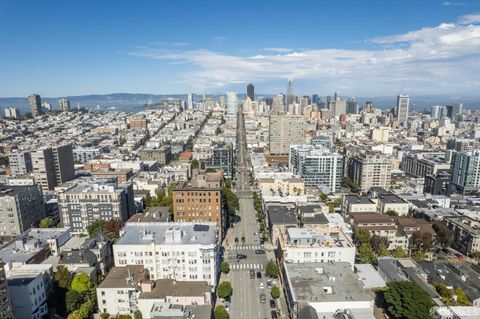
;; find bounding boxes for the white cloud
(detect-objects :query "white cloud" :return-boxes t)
[443,1,465,6]
[458,13,480,25]
[128,14,480,95]
[263,48,294,53]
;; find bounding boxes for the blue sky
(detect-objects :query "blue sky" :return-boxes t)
[1,0,480,97]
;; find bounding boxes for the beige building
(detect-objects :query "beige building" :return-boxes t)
[258,177,305,196]
[370,128,390,142]
[32,144,75,191]
[348,153,392,193]
[269,114,306,155]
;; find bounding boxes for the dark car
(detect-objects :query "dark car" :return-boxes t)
[271,310,278,319]
[241,236,246,243]
[270,299,276,309]
[234,237,239,244]
[257,271,262,279]
[255,249,266,254]
[260,239,265,245]
[260,293,266,303]
[250,269,256,279]
[237,253,247,260]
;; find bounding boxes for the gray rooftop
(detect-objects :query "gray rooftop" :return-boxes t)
[116,222,217,246]
[267,205,297,225]
[345,195,375,205]
[284,262,371,304]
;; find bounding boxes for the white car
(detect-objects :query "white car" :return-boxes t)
[259,282,265,289]
[224,301,230,311]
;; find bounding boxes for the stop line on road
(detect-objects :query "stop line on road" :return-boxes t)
[228,245,263,250]
[230,263,264,270]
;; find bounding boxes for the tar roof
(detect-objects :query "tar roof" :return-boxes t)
[115,222,217,246]
[284,262,371,304]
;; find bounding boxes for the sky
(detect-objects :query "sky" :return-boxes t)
[1,0,480,97]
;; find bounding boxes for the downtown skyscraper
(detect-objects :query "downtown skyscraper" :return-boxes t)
[395,94,410,124]
[247,83,254,101]
[28,93,42,117]
[286,79,294,112]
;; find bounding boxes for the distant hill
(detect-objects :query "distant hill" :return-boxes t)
[1,93,479,114]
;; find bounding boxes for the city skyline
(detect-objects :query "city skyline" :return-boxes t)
[1,1,480,97]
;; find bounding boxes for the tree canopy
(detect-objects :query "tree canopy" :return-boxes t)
[383,281,434,319]
[266,261,279,278]
[271,286,280,299]
[432,222,453,247]
[39,217,55,228]
[217,281,233,299]
[214,305,229,319]
[220,261,230,274]
[71,273,93,293]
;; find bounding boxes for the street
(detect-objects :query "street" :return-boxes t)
[222,109,274,319]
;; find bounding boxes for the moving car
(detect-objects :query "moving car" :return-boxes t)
[270,299,276,309]
[255,249,266,254]
[260,293,266,303]
[250,269,256,279]
[271,310,278,319]
[259,282,265,289]
[257,271,262,279]
[237,253,247,260]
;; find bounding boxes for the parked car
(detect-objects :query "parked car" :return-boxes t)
[259,282,265,289]
[224,301,230,311]
[257,271,262,279]
[235,237,239,244]
[255,249,266,254]
[271,310,278,319]
[250,269,256,279]
[241,236,246,243]
[270,299,276,309]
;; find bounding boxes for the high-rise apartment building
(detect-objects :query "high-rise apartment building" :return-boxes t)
[289,145,344,192]
[4,108,20,119]
[286,79,294,111]
[0,185,46,239]
[8,151,32,176]
[348,153,392,193]
[346,98,358,115]
[58,98,70,111]
[0,264,13,319]
[395,95,410,124]
[431,105,447,119]
[446,103,463,119]
[247,83,254,101]
[269,114,306,155]
[187,93,193,110]
[28,93,42,117]
[450,150,480,195]
[271,95,285,113]
[312,94,319,106]
[58,177,135,234]
[32,144,75,191]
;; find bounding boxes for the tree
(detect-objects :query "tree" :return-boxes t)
[456,288,472,306]
[191,159,199,169]
[87,220,106,238]
[319,193,328,202]
[214,305,229,319]
[217,281,233,299]
[355,229,371,245]
[67,299,93,319]
[66,290,84,313]
[393,247,408,258]
[134,310,143,319]
[412,231,433,251]
[432,281,455,305]
[39,217,54,228]
[271,286,280,299]
[71,273,93,293]
[358,243,376,263]
[412,250,426,260]
[104,218,123,239]
[383,281,434,319]
[224,178,232,189]
[265,261,279,278]
[100,313,110,319]
[378,245,390,257]
[385,210,398,217]
[370,235,389,254]
[55,265,72,289]
[206,168,217,173]
[432,222,453,247]
[220,261,230,274]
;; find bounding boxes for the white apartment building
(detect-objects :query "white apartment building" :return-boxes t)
[278,225,356,269]
[113,222,219,286]
[5,264,53,319]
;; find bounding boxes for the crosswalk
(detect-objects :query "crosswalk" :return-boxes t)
[228,245,262,250]
[230,263,264,270]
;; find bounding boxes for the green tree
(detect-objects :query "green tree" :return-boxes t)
[456,288,472,306]
[134,310,143,319]
[67,299,93,319]
[393,247,408,258]
[55,265,72,289]
[66,290,84,313]
[100,313,110,319]
[217,281,233,299]
[383,281,434,319]
[266,261,279,278]
[378,245,390,257]
[432,281,455,305]
[224,178,232,189]
[412,250,426,260]
[39,217,54,228]
[385,210,398,217]
[355,229,371,245]
[220,261,230,274]
[87,220,106,238]
[214,305,229,319]
[432,222,453,247]
[319,193,328,202]
[358,243,376,263]
[191,159,199,169]
[104,218,124,239]
[370,235,389,254]
[71,273,93,293]
[271,286,280,299]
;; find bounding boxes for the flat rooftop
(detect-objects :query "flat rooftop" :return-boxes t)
[116,222,217,246]
[345,195,376,205]
[284,262,371,304]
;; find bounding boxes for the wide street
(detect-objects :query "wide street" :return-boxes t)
[222,109,274,319]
